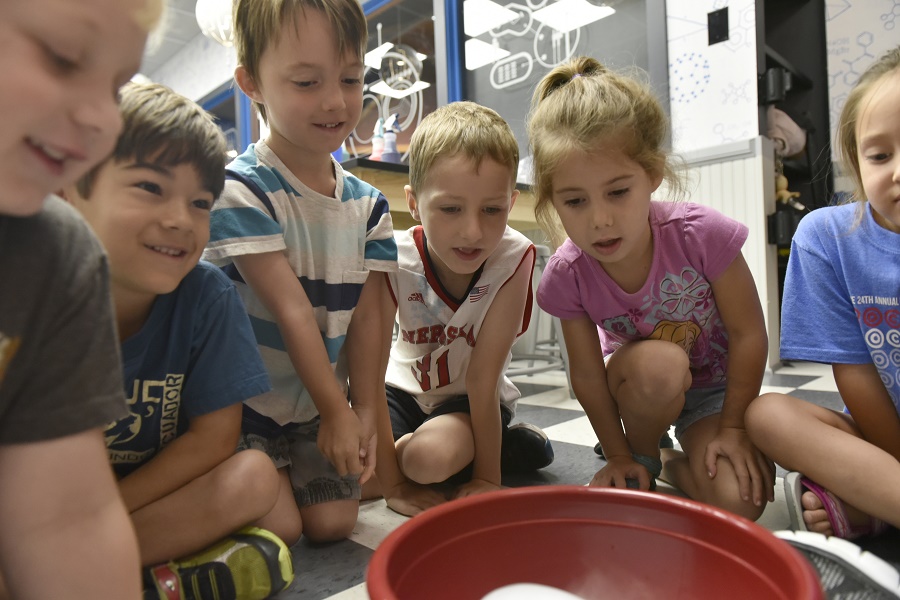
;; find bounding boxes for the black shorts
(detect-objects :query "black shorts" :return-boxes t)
[386,385,513,441]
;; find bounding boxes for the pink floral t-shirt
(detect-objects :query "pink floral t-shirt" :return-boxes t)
[538,202,748,388]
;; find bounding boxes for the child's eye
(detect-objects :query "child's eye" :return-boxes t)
[609,188,630,198]
[562,197,585,207]
[42,44,79,73]
[865,152,891,163]
[135,181,163,195]
[293,81,314,88]
[440,206,461,214]
[483,206,503,215]
[192,199,213,211]
[342,78,362,85]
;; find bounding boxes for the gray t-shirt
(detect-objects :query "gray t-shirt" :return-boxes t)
[0,196,126,443]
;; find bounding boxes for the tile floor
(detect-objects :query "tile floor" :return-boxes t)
[273,360,899,599]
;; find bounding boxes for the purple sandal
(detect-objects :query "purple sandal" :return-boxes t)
[784,472,888,540]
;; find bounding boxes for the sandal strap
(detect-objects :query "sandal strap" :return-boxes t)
[801,477,887,540]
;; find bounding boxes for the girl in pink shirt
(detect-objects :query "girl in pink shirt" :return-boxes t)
[528,56,773,521]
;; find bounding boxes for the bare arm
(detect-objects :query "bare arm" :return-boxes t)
[345,272,388,484]
[559,316,653,487]
[709,253,768,429]
[234,251,363,476]
[372,274,446,515]
[459,256,533,495]
[117,403,242,512]
[834,363,900,462]
[706,252,773,504]
[0,429,141,600]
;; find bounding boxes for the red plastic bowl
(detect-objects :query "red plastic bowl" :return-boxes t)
[367,486,822,600]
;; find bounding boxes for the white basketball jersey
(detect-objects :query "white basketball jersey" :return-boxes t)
[385,225,535,414]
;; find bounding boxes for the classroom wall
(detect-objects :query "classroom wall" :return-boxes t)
[665,0,759,154]
[824,1,898,191]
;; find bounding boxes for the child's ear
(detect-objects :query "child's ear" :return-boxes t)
[508,188,519,212]
[405,185,420,221]
[234,65,263,103]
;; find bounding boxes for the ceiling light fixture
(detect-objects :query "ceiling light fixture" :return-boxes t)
[195,0,235,47]
[531,0,615,34]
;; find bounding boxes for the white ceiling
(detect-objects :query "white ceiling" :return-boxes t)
[140,0,202,76]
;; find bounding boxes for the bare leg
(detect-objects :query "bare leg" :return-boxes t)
[606,340,692,460]
[300,499,360,543]
[255,468,303,546]
[131,449,280,565]
[396,413,475,484]
[746,392,900,530]
[663,415,765,521]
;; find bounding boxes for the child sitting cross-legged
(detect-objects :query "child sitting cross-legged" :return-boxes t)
[369,102,554,517]
[64,82,293,600]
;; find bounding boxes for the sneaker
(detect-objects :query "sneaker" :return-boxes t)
[146,527,294,600]
[501,422,554,473]
[774,530,900,599]
[593,431,674,457]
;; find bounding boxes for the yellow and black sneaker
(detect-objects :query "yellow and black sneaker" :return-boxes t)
[145,527,294,600]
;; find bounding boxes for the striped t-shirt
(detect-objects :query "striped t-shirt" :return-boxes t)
[204,140,397,424]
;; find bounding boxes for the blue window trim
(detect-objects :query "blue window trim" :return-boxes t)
[201,86,254,152]
[236,90,253,151]
[443,0,463,101]
[361,0,463,103]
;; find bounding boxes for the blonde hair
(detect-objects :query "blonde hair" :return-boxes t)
[836,46,900,208]
[234,0,368,122]
[527,56,683,246]
[77,82,227,199]
[408,101,519,195]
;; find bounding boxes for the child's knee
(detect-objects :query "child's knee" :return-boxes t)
[401,437,470,484]
[745,393,791,442]
[207,450,280,520]
[624,343,691,401]
[300,501,358,543]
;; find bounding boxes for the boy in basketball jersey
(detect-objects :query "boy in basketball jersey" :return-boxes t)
[370,102,554,516]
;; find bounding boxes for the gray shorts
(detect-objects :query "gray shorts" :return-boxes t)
[238,406,360,507]
[673,385,727,441]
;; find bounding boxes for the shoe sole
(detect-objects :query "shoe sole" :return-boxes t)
[775,530,900,599]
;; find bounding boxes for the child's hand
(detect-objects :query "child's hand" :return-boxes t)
[704,426,775,507]
[317,405,365,477]
[384,481,447,517]
[591,455,653,490]
[453,478,501,499]
[353,404,378,485]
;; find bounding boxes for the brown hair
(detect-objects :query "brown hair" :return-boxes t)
[836,46,900,207]
[407,101,519,195]
[234,0,368,122]
[527,56,683,246]
[76,82,227,199]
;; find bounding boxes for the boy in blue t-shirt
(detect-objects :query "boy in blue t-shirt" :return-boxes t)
[64,82,293,600]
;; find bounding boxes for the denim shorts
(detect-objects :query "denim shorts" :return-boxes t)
[237,405,360,507]
[673,385,727,441]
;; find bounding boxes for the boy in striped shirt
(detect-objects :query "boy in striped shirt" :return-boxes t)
[203,0,396,544]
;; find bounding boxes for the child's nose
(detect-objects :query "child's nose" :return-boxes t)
[322,83,348,112]
[591,204,612,228]
[162,201,193,230]
[461,214,483,241]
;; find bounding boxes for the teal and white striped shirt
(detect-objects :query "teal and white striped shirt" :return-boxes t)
[204,140,397,424]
